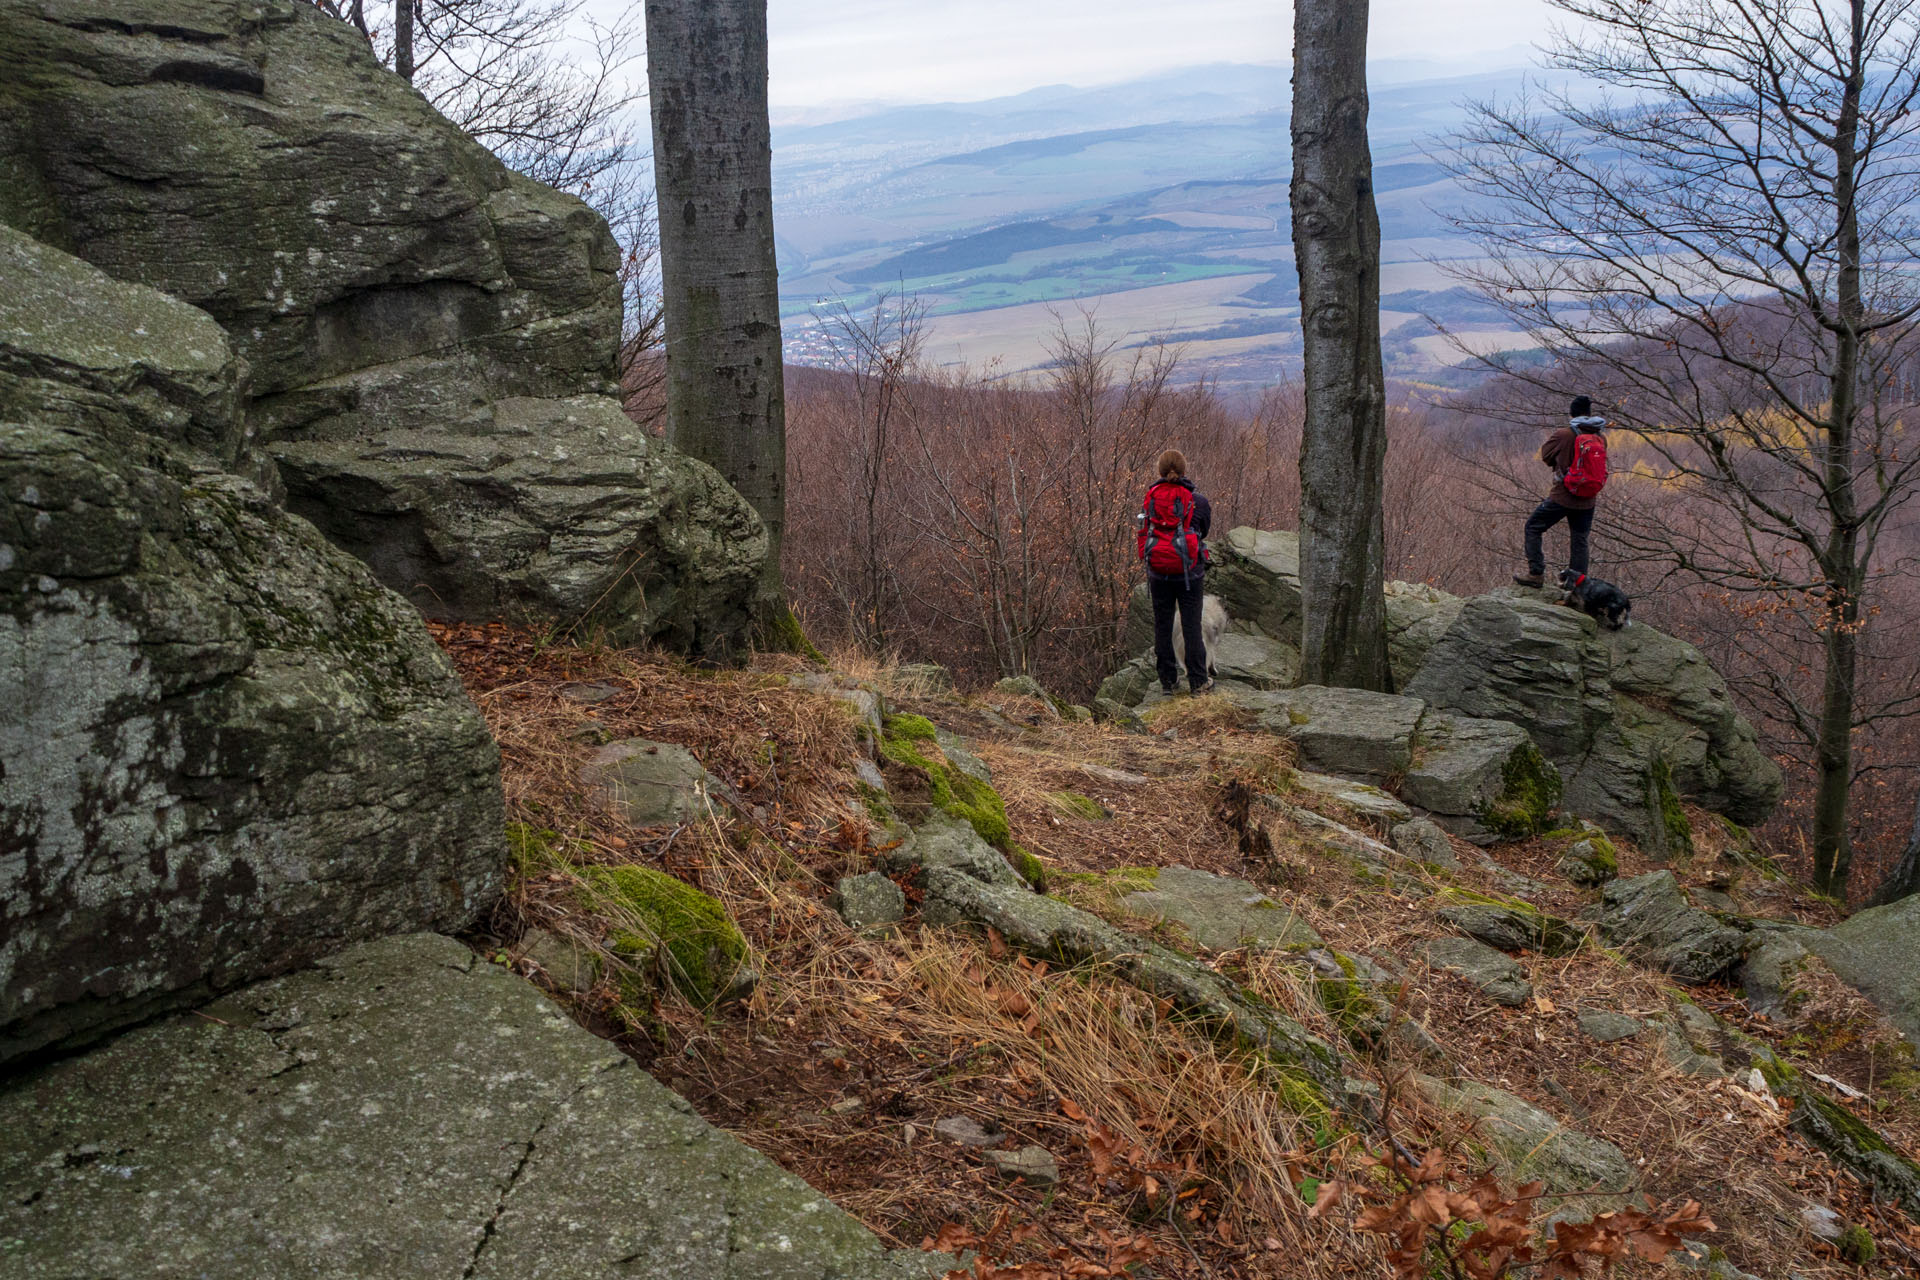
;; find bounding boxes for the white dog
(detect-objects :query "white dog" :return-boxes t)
[1171,594,1228,681]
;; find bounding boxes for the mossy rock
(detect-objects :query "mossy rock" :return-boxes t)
[1436,887,1585,956]
[880,714,1015,851]
[1554,829,1618,886]
[1652,758,1695,858]
[1756,1057,1920,1215]
[1474,740,1562,840]
[578,866,750,1006]
[1007,846,1049,893]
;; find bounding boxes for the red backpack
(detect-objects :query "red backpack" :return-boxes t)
[1562,430,1609,499]
[1138,480,1205,576]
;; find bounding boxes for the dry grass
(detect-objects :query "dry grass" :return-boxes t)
[435,625,1920,1279]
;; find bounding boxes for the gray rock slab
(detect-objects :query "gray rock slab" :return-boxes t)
[934,728,992,784]
[1255,684,1426,781]
[1206,629,1300,690]
[1740,927,1817,1022]
[581,739,719,826]
[0,934,949,1280]
[1808,892,1920,1045]
[1289,770,1414,824]
[1207,527,1305,641]
[1415,1075,1637,1210]
[1404,594,1612,763]
[1590,872,1746,984]
[1424,937,1532,1006]
[1435,897,1584,956]
[831,872,907,932]
[1118,865,1322,951]
[1401,712,1544,820]
[1390,818,1460,869]
[1577,1009,1643,1043]
[935,1115,1005,1148]
[1555,837,1617,887]
[984,1145,1060,1187]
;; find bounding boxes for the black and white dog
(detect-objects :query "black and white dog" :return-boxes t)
[1557,569,1633,630]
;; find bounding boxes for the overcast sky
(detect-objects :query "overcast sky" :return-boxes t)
[581,2,1565,109]
[759,0,1561,106]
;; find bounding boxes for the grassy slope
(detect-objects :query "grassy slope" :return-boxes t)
[435,623,1920,1279]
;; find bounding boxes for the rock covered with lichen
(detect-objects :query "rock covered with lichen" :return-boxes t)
[0,224,505,1063]
[0,0,767,651]
[1100,526,1783,851]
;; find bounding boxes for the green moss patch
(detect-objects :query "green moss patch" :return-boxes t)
[1652,757,1695,857]
[1475,741,1561,839]
[578,865,748,1006]
[880,713,1014,849]
[761,605,826,663]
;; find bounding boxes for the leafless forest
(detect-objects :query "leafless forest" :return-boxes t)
[757,308,1920,904]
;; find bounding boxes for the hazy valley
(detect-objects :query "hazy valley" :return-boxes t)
[771,61,1550,386]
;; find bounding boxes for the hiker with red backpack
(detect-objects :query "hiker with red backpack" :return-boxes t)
[1137,449,1214,695]
[1514,395,1609,588]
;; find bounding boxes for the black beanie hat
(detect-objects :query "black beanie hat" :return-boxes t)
[1570,395,1592,418]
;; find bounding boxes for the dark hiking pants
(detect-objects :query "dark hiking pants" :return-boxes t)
[1150,573,1208,692]
[1524,501,1593,576]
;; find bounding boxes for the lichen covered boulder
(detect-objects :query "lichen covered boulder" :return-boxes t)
[0,229,505,1062]
[0,0,767,651]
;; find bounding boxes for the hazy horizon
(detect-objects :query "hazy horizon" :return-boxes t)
[582,0,1566,108]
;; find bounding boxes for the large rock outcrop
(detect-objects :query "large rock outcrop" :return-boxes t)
[0,223,505,1062]
[0,0,766,650]
[1101,528,1782,849]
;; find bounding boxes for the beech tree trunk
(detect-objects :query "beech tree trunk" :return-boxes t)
[1290,0,1391,691]
[393,0,414,80]
[645,0,786,615]
[1811,0,1867,899]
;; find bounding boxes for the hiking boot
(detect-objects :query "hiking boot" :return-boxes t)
[1511,571,1545,588]
[1192,677,1216,695]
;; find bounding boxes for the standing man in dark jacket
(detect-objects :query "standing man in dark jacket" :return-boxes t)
[1514,396,1607,587]
[1139,449,1213,695]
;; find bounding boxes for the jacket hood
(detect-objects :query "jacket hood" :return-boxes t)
[1152,476,1196,490]
[1569,415,1608,431]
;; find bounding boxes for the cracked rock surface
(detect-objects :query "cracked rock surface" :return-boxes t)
[0,934,951,1280]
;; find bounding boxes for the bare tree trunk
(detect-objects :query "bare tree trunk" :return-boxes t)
[1290,0,1391,690]
[393,0,415,80]
[1813,0,1869,899]
[645,0,787,622]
